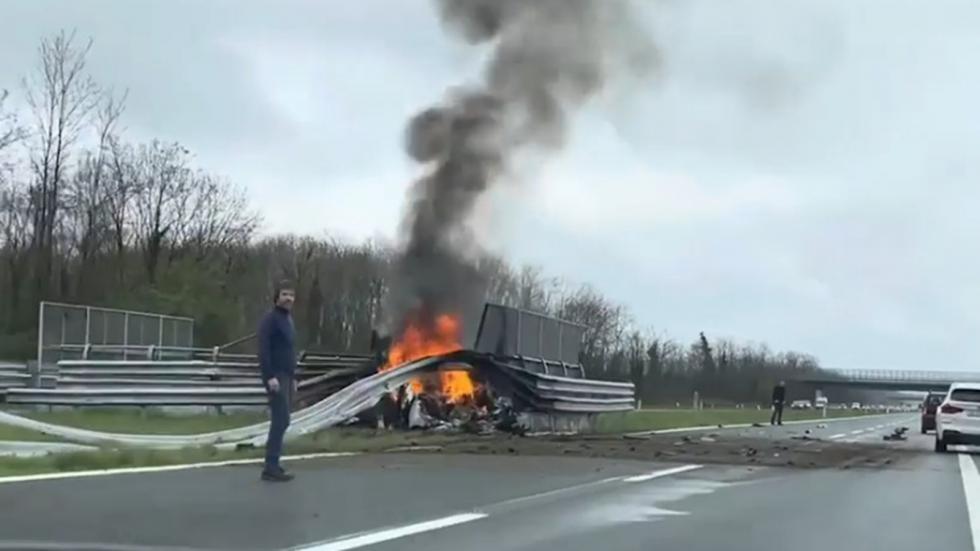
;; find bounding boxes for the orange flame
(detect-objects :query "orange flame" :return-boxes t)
[382,313,474,402]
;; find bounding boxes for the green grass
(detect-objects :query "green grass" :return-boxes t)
[15,408,267,435]
[0,428,460,478]
[596,407,876,433]
[0,422,64,443]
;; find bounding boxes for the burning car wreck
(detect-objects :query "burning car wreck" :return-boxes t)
[356,304,636,435]
[376,370,527,436]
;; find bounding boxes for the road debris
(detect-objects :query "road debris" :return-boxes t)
[385,445,445,453]
[883,427,908,441]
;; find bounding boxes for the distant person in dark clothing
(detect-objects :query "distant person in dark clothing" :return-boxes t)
[771,380,786,425]
[258,280,298,482]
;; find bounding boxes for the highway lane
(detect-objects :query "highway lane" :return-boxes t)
[352,448,976,551]
[0,417,975,550]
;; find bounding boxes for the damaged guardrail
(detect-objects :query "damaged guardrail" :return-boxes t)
[0,350,635,448]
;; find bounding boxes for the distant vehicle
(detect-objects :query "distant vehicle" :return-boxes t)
[920,393,944,433]
[814,396,828,409]
[851,402,861,410]
[934,382,980,453]
[790,399,812,410]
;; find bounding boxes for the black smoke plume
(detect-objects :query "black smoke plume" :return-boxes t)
[386,0,653,343]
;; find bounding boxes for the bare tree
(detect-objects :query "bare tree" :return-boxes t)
[0,179,32,331]
[23,30,100,297]
[0,90,23,160]
[128,140,193,283]
[556,285,630,371]
[171,173,259,260]
[104,135,138,281]
[62,91,126,296]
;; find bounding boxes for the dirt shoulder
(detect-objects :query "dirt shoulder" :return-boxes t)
[375,430,921,470]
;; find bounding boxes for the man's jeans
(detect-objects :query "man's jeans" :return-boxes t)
[770,401,784,425]
[264,376,293,473]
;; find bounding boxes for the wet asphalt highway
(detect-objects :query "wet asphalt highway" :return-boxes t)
[0,413,976,551]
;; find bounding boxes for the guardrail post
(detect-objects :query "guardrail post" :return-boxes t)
[122,312,129,361]
[36,302,45,369]
[82,343,90,360]
[26,360,40,388]
[84,306,91,351]
[212,346,220,363]
[147,345,156,361]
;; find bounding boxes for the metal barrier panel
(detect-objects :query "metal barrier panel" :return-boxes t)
[37,302,195,365]
[474,303,585,364]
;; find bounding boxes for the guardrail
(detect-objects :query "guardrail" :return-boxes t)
[493,359,634,412]
[0,350,635,448]
[4,368,365,407]
[1,354,376,408]
[503,355,586,379]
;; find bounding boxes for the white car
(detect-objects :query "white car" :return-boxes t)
[934,382,980,453]
[790,399,812,410]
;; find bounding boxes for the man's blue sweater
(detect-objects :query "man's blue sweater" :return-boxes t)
[258,306,296,383]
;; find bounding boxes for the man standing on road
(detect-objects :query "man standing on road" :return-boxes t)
[258,280,299,482]
[770,380,786,426]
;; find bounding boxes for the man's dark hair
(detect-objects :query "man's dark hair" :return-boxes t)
[273,280,295,304]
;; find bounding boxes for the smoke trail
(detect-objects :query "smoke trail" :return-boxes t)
[387,0,653,339]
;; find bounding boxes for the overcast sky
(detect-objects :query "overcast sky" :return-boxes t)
[3,0,980,372]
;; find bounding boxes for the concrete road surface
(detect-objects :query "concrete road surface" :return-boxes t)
[0,413,976,551]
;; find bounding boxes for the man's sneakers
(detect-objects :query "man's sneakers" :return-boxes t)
[261,468,295,482]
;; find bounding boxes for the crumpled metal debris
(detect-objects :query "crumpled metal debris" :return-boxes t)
[492,397,528,436]
[883,427,908,441]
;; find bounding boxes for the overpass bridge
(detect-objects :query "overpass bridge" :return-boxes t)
[798,369,980,392]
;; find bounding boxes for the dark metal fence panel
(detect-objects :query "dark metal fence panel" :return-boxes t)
[474,303,586,365]
[37,302,195,365]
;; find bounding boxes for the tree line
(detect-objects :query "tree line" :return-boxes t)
[1,31,840,405]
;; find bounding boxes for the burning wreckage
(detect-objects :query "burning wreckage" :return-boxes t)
[353,304,636,435]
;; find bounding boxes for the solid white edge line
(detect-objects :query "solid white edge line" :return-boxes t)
[829,434,846,439]
[623,464,702,482]
[958,454,980,551]
[0,451,359,485]
[293,513,488,551]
